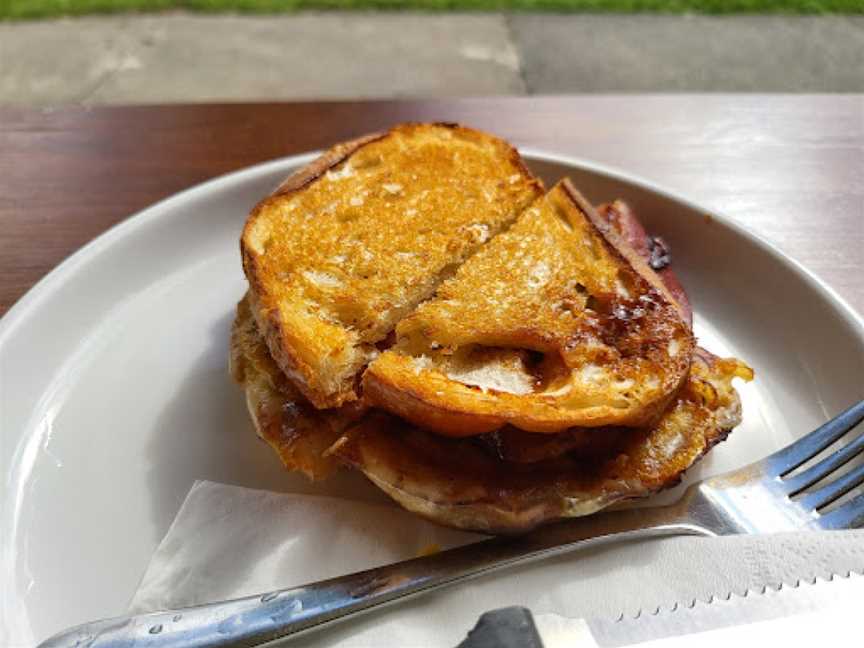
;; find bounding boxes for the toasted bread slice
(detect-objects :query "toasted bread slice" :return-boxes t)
[363,179,695,436]
[333,349,753,534]
[230,294,366,480]
[242,123,543,409]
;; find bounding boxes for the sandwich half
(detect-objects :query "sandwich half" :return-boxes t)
[241,123,543,409]
[363,180,695,435]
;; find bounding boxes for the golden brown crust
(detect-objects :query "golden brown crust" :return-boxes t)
[272,133,387,198]
[241,133,389,410]
[561,180,689,325]
[363,180,695,436]
[363,371,505,436]
[241,123,543,410]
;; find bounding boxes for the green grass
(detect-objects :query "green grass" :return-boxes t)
[1,0,862,19]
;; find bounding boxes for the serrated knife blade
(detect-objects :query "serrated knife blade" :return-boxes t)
[459,573,864,648]
[581,571,864,647]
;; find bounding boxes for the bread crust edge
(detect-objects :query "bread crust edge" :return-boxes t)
[241,132,387,409]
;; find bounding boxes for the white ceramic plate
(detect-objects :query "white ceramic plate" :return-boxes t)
[2,151,863,647]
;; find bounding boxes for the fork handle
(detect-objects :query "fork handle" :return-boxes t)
[39,507,707,648]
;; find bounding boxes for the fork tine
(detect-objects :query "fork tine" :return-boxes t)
[799,463,864,510]
[784,430,864,495]
[815,492,864,530]
[766,399,864,475]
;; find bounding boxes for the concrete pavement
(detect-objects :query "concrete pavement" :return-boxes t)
[513,14,864,92]
[1,12,863,105]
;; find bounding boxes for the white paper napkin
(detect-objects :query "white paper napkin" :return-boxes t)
[130,481,864,647]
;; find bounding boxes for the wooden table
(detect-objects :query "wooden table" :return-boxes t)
[1,96,862,318]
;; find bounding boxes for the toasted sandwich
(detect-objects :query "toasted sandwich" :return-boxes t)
[231,123,752,534]
[241,123,542,410]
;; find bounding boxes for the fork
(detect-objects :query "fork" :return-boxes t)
[40,399,864,648]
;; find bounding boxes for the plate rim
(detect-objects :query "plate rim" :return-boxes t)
[2,148,861,349]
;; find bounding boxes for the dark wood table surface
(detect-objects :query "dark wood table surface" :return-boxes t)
[1,96,862,319]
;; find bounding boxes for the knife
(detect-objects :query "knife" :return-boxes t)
[458,571,864,647]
